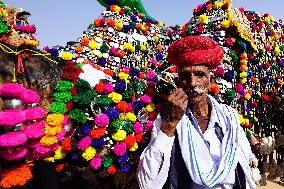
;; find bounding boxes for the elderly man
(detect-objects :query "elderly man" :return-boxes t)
[137,36,256,189]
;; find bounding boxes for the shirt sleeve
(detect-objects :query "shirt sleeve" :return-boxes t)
[137,115,175,189]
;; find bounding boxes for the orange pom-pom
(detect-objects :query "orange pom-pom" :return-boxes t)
[135,133,143,143]
[107,19,115,27]
[210,83,221,95]
[81,38,89,46]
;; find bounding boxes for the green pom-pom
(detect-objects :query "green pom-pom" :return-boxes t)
[56,80,73,92]
[100,41,109,53]
[122,89,135,100]
[69,109,87,124]
[73,90,97,108]
[102,155,113,168]
[207,22,213,29]
[76,62,83,69]
[263,117,270,125]
[129,22,136,29]
[50,102,66,114]
[259,49,264,55]
[223,89,236,104]
[0,21,9,34]
[186,27,192,36]
[76,79,92,93]
[96,95,112,107]
[108,119,121,133]
[280,45,284,51]
[229,52,239,63]
[53,92,72,103]
[122,121,133,134]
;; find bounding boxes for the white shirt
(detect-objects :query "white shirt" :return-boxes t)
[137,102,236,189]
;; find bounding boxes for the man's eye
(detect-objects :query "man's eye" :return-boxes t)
[195,72,206,77]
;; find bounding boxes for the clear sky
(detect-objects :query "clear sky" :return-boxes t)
[4,0,284,48]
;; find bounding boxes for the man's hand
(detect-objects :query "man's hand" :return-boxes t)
[160,88,188,137]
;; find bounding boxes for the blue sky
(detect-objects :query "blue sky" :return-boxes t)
[4,0,284,48]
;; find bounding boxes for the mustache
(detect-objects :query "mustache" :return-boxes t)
[185,87,207,94]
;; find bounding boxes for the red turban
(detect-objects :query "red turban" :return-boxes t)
[167,36,224,69]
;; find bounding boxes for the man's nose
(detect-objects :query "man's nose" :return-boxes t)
[187,76,197,87]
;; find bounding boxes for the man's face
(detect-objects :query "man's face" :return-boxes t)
[177,65,210,104]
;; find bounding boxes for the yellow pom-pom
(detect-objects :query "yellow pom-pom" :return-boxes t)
[89,40,98,49]
[240,78,247,84]
[108,92,122,103]
[54,147,66,160]
[44,126,62,135]
[255,78,259,83]
[118,72,129,80]
[214,1,223,9]
[278,79,284,85]
[141,25,146,32]
[274,46,281,55]
[245,93,251,100]
[112,130,127,141]
[60,51,73,60]
[199,14,209,25]
[46,114,64,127]
[125,112,137,122]
[97,52,103,58]
[264,17,271,23]
[119,113,126,121]
[221,20,230,29]
[82,146,97,161]
[140,44,147,51]
[129,142,138,152]
[254,117,258,122]
[146,103,155,112]
[114,5,121,13]
[40,136,58,147]
[115,22,123,31]
[239,72,247,78]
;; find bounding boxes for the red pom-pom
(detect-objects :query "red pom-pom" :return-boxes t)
[106,164,116,175]
[90,127,106,139]
[135,133,143,143]
[148,111,158,121]
[62,137,72,152]
[124,135,136,148]
[66,101,73,112]
[116,101,129,113]
[95,81,105,95]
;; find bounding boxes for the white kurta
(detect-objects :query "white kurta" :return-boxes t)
[137,95,256,189]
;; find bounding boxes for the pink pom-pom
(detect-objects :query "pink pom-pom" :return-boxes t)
[22,89,40,104]
[127,103,133,112]
[140,95,152,104]
[90,156,102,170]
[145,121,154,132]
[133,122,143,134]
[0,132,27,147]
[104,82,114,94]
[25,107,45,121]
[146,71,156,80]
[0,83,25,98]
[151,58,158,67]
[24,120,44,139]
[0,148,28,161]
[0,110,25,125]
[214,67,225,77]
[235,83,244,93]
[56,129,66,141]
[94,114,109,127]
[62,115,69,126]
[34,143,52,154]
[113,142,126,156]
[78,136,91,150]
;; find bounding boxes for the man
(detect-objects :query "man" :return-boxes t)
[137,36,256,189]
